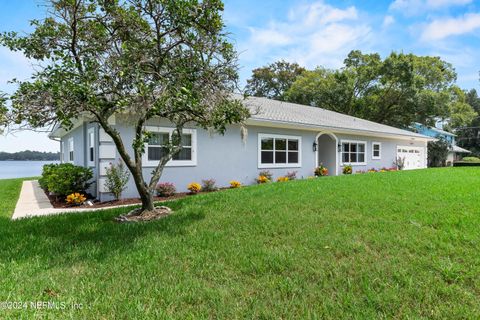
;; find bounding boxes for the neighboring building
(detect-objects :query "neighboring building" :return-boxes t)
[411,122,471,165]
[49,96,432,201]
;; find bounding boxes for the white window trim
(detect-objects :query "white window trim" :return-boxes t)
[142,126,197,167]
[372,142,381,160]
[87,128,96,167]
[68,137,74,163]
[258,133,302,169]
[340,139,367,166]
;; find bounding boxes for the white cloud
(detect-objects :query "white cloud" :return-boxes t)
[390,0,472,15]
[383,15,395,27]
[239,1,371,69]
[421,13,480,40]
[248,26,292,46]
[426,0,472,8]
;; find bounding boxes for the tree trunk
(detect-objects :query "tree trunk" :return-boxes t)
[96,116,156,213]
[130,165,155,212]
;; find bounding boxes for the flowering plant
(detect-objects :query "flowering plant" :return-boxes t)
[342,165,353,175]
[256,175,270,184]
[229,180,242,188]
[66,193,86,205]
[187,182,202,194]
[314,165,328,177]
[201,179,218,192]
[276,176,289,182]
[156,182,176,197]
[285,171,297,180]
[258,170,273,181]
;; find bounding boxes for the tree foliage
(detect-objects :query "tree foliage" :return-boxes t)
[1,0,249,212]
[245,60,305,100]
[427,139,449,167]
[284,50,462,128]
[456,89,480,155]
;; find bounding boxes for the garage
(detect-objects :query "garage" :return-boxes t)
[397,146,425,170]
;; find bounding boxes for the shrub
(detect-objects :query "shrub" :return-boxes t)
[285,171,297,180]
[187,182,202,194]
[229,180,242,188]
[428,139,449,167]
[105,161,130,200]
[368,168,378,173]
[156,182,176,197]
[256,175,269,184]
[201,179,217,192]
[314,165,328,176]
[277,176,289,182]
[462,156,480,162]
[40,163,93,197]
[66,193,86,206]
[258,170,273,181]
[38,163,57,190]
[342,165,353,175]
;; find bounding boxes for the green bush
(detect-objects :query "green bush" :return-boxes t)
[428,139,449,167]
[40,163,93,197]
[38,163,58,189]
[105,162,130,200]
[462,156,480,162]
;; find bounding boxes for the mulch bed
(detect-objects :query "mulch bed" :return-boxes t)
[114,206,173,223]
[44,190,190,209]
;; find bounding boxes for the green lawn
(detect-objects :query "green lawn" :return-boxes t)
[1,168,479,319]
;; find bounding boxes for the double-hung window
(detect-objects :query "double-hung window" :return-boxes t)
[372,142,381,160]
[258,134,301,168]
[341,140,366,165]
[68,137,74,162]
[87,128,95,166]
[144,127,196,167]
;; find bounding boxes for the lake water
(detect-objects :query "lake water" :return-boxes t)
[0,161,60,179]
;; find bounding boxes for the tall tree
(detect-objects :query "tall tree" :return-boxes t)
[285,50,458,128]
[245,60,305,100]
[445,86,477,129]
[456,89,480,154]
[1,0,249,214]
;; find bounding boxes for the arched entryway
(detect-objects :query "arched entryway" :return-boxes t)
[315,132,338,176]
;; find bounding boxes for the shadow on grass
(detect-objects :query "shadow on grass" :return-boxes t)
[0,198,205,267]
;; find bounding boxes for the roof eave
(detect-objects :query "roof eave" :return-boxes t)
[247,118,434,141]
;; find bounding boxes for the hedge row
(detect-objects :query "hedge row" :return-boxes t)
[453,162,480,167]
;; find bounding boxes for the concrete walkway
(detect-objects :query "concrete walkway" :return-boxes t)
[12,180,139,220]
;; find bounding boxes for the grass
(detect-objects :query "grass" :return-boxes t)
[1,168,480,319]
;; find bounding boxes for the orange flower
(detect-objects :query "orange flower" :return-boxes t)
[187,182,202,194]
[66,193,86,205]
[256,175,269,184]
[229,180,242,188]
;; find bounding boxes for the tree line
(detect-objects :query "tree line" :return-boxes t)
[0,150,59,161]
[244,51,480,154]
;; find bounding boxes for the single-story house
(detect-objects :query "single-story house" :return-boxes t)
[49,96,432,201]
[411,122,471,165]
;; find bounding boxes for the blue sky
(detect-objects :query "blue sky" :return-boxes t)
[1,0,479,152]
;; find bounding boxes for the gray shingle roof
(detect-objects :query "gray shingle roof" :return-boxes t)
[242,95,430,139]
[451,145,471,153]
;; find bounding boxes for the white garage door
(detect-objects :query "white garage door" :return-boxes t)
[397,146,424,170]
